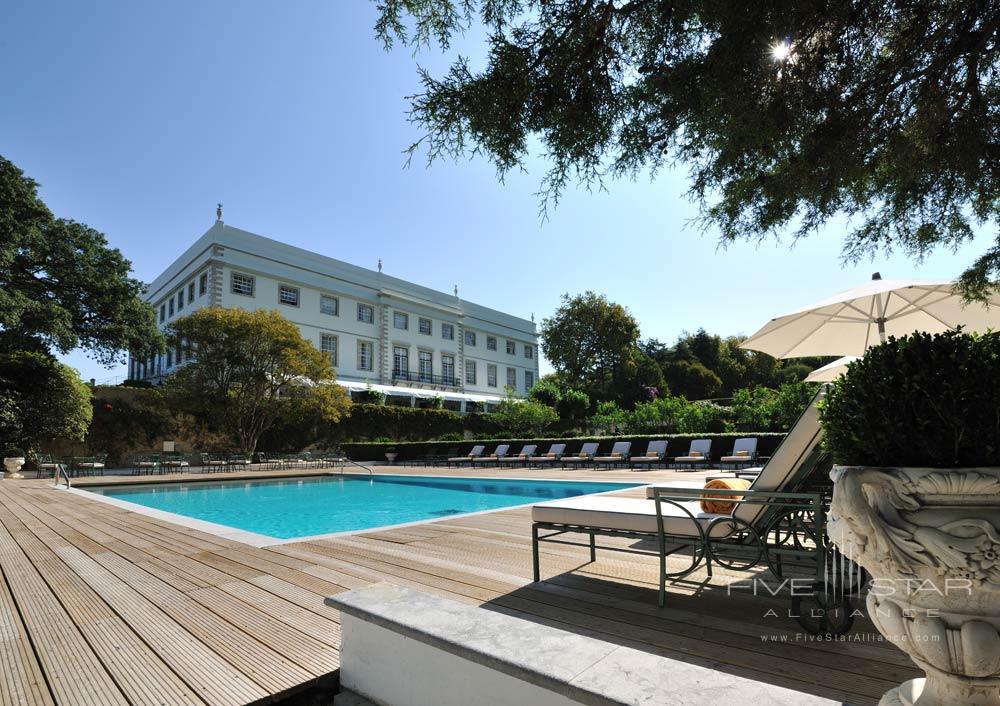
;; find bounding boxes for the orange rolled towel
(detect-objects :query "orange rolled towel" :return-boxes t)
[700,478,752,514]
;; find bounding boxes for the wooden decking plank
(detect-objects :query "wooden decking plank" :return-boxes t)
[0,563,53,706]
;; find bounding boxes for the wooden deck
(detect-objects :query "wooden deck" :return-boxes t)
[0,467,918,706]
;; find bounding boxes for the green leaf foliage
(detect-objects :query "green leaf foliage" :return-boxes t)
[0,351,92,452]
[821,331,1000,466]
[0,156,162,363]
[375,2,1000,299]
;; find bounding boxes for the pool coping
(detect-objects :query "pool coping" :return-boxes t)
[67,473,645,548]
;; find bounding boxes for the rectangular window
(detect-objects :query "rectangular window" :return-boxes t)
[168,297,174,316]
[418,351,433,382]
[524,345,534,359]
[487,364,497,387]
[160,304,165,323]
[505,340,515,355]
[357,340,373,371]
[507,367,516,389]
[418,317,432,335]
[393,346,409,376]
[199,272,208,296]
[441,354,455,383]
[279,284,300,307]
[441,323,454,340]
[486,336,497,351]
[166,349,173,367]
[231,272,255,297]
[176,344,183,364]
[176,289,184,310]
[357,303,374,323]
[320,333,338,366]
[321,294,339,316]
[393,312,409,330]
[188,282,195,302]
[525,371,534,391]
[465,360,477,385]
[464,330,476,347]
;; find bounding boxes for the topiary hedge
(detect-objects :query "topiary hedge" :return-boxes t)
[821,330,1000,467]
[341,432,787,464]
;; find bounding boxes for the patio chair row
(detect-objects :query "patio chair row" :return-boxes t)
[445,438,762,470]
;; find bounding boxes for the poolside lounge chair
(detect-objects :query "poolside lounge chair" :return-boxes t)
[72,454,107,477]
[591,441,631,469]
[226,455,251,471]
[672,439,712,469]
[161,452,190,472]
[200,453,227,472]
[628,441,668,470]
[503,445,537,467]
[472,444,510,466]
[560,442,599,468]
[35,454,66,478]
[526,443,566,467]
[130,453,160,475]
[719,438,758,469]
[448,445,485,466]
[531,387,852,635]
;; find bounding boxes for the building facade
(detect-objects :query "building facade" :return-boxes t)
[129,218,539,410]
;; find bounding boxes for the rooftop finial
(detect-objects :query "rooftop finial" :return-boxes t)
[454,284,459,297]
[216,203,223,222]
[531,312,535,322]
[377,258,382,273]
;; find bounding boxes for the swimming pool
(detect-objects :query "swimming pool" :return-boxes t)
[86,475,640,541]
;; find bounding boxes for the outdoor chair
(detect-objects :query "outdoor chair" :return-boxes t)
[530,386,858,636]
[34,454,66,479]
[560,442,599,468]
[502,445,537,467]
[628,441,668,470]
[719,438,759,469]
[71,454,107,477]
[526,443,566,468]
[130,453,160,475]
[161,452,190,473]
[472,444,510,466]
[200,453,227,473]
[226,454,251,471]
[592,441,632,469]
[672,439,712,469]
[448,445,485,467]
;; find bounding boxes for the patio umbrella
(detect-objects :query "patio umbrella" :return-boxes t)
[741,273,1000,358]
[804,356,860,383]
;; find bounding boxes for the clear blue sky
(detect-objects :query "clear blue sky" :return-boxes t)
[4,0,991,383]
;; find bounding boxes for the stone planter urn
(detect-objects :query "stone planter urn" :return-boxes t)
[3,457,26,479]
[384,452,398,464]
[829,466,1000,706]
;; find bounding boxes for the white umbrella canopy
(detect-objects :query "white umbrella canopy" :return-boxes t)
[741,274,1000,358]
[804,356,860,383]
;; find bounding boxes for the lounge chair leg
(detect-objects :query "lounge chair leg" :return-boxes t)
[589,533,596,562]
[532,524,541,582]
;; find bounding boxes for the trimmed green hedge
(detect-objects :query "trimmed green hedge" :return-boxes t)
[341,432,787,464]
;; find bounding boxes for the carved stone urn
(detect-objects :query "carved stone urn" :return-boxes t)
[2,456,25,479]
[829,466,1000,706]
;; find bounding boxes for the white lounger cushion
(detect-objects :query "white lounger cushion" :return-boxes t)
[532,496,734,539]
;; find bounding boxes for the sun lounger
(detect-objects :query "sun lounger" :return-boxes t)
[472,444,510,465]
[526,444,566,467]
[591,441,631,469]
[531,387,853,635]
[719,438,758,468]
[628,440,668,470]
[448,445,485,466]
[502,445,537,467]
[672,439,712,468]
[560,442,599,468]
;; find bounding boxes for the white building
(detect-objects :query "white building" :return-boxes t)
[128,215,540,411]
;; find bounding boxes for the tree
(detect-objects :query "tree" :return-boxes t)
[557,388,590,420]
[0,156,162,363]
[528,378,562,407]
[375,2,999,298]
[661,359,722,400]
[0,351,92,453]
[164,308,351,453]
[732,382,818,432]
[488,399,559,437]
[541,292,640,398]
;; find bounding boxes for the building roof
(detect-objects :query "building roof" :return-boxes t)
[145,221,537,337]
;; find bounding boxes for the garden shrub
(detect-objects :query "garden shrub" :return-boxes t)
[732,382,817,432]
[821,330,1000,466]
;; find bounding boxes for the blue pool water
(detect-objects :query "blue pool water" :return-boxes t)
[87,475,639,540]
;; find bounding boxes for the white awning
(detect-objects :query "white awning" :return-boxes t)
[335,380,509,405]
